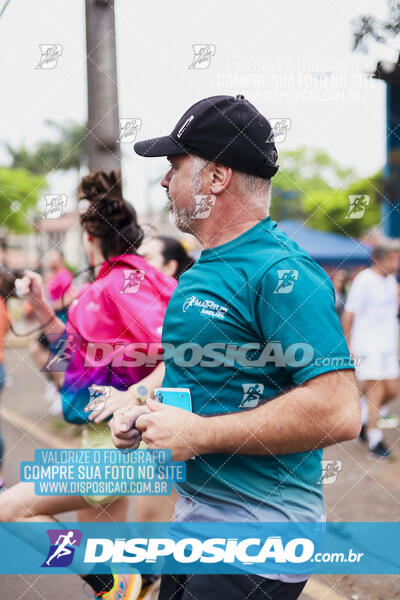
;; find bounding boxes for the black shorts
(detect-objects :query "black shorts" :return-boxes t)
[158,574,307,600]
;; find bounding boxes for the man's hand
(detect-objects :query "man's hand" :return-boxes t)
[135,398,204,461]
[110,405,150,449]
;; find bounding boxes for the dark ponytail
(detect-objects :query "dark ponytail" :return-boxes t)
[156,236,194,279]
[78,170,144,260]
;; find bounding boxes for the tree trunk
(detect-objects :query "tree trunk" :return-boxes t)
[85,0,121,174]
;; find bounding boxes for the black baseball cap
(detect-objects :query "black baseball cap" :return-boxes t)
[134,95,279,179]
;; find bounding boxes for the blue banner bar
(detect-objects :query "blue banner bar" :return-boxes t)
[0,522,399,575]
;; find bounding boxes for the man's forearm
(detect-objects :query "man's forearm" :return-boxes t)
[196,370,359,456]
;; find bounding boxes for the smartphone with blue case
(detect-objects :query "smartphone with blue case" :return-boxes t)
[154,387,192,412]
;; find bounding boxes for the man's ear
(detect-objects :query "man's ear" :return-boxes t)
[210,163,232,194]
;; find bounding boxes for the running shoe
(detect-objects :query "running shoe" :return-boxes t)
[369,440,392,459]
[99,574,142,599]
[377,414,399,429]
[358,424,368,443]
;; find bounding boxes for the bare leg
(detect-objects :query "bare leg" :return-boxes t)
[134,490,177,522]
[0,481,89,522]
[361,380,385,430]
[0,482,94,582]
[77,496,130,523]
[382,378,399,406]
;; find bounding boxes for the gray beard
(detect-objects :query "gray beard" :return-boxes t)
[167,190,196,233]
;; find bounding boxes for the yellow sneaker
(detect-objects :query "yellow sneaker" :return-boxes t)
[100,574,142,600]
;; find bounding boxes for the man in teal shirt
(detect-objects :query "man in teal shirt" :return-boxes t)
[112,95,361,600]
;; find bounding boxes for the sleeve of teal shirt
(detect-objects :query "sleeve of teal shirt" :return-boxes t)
[253,255,354,385]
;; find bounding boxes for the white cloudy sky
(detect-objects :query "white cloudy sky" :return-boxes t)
[0,0,397,214]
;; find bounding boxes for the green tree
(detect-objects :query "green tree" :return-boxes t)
[0,168,46,233]
[3,120,86,235]
[5,120,86,175]
[302,171,382,237]
[270,147,356,221]
[270,147,381,236]
[274,148,355,190]
[352,1,400,52]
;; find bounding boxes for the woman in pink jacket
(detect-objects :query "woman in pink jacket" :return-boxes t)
[0,171,177,600]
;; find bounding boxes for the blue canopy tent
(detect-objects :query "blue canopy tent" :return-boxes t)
[278,220,371,267]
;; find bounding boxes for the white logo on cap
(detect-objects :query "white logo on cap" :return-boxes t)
[177,115,194,138]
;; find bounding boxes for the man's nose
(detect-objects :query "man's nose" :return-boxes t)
[161,171,171,189]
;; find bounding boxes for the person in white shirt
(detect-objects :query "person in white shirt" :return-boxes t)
[342,240,400,458]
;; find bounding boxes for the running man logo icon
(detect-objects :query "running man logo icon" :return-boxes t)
[267,118,292,144]
[42,529,82,568]
[346,195,370,219]
[193,195,216,219]
[274,270,299,294]
[239,383,264,408]
[85,386,111,412]
[318,460,342,485]
[35,44,63,69]
[188,44,216,69]
[43,194,68,219]
[42,334,82,373]
[119,118,142,143]
[120,269,145,294]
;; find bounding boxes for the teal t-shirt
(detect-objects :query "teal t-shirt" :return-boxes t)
[162,217,353,522]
